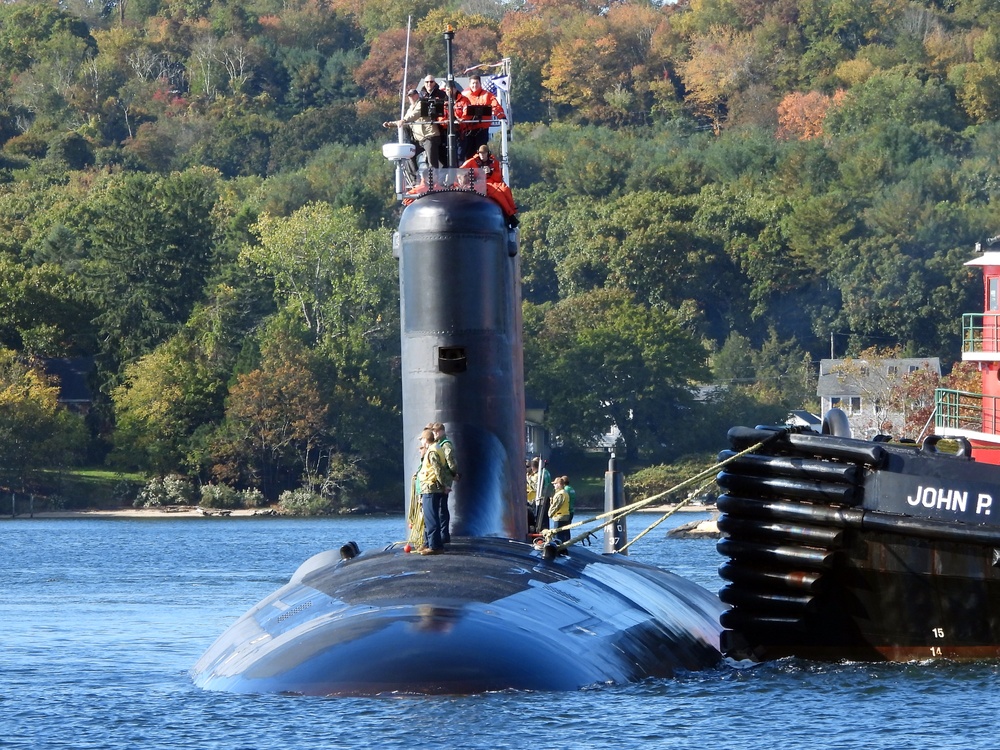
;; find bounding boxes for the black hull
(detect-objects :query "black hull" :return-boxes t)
[191,537,724,694]
[717,427,1000,662]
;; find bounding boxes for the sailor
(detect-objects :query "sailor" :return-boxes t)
[407,438,427,551]
[526,460,537,532]
[420,74,447,116]
[550,476,572,544]
[418,428,448,554]
[385,88,442,170]
[562,475,576,533]
[461,74,505,154]
[528,457,553,533]
[459,145,518,226]
[429,421,459,544]
[442,80,471,165]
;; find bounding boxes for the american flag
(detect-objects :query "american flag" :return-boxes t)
[487,75,511,126]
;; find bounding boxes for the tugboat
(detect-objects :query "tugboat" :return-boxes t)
[191,28,724,696]
[716,242,1000,662]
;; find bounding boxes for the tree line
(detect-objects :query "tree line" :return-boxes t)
[1,0,999,505]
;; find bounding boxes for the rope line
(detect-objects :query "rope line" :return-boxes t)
[619,476,717,553]
[407,475,424,549]
[539,434,778,553]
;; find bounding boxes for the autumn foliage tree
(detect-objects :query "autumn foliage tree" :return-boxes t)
[899,360,981,438]
[210,343,329,498]
[679,26,759,133]
[776,90,845,141]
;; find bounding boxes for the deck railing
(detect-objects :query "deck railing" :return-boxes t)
[962,313,1000,354]
[934,388,1000,434]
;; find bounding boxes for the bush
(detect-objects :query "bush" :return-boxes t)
[277,488,336,516]
[625,454,718,504]
[134,474,196,507]
[4,132,48,159]
[200,484,270,509]
[199,483,239,509]
[239,488,267,508]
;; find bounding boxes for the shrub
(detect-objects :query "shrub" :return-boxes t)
[239,488,267,508]
[4,132,48,159]
[200,484,270,509]
[625,454,718,504]
[199,483,239,509]
[277,488,336,516]
[134,474,196,508]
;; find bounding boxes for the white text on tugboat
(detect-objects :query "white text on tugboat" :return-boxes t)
[906,487,993,516]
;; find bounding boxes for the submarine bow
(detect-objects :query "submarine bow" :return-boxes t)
[192,537,724,695]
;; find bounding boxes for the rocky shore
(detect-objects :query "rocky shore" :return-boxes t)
[665,514,721,539]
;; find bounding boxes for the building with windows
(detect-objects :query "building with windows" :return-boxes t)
[817,356,941,439]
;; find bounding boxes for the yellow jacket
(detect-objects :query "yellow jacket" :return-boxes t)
[418,444,447,494]
[549,488,571,520]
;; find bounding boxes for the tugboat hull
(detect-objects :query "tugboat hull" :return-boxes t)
[717,426,1000,662]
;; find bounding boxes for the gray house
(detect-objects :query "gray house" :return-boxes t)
[817,357,940,439]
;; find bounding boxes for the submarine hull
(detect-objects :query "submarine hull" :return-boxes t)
[192,187,726,695]
[192,537,725,695]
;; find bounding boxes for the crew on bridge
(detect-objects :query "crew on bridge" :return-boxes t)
[442,80,471,165]
[383,88,442,178]
[461,75,506,154]
[460,145,518,227]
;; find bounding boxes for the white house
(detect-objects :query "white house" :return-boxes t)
[786,410,821,432]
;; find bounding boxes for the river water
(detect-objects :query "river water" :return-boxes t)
[2,512,997,750]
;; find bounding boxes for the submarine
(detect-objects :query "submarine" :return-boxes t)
[191,30,725,696]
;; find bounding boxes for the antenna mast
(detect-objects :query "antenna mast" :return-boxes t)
[443,25,459,167]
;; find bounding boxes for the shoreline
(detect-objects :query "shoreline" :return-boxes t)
[2,506,266,519]
[2,503,717,520]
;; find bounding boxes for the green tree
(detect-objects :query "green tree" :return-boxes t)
[537,190,744,340]
[0,347,86,491]
[78,168,221,374]
[0,257,93,357]
[525,289,710,461]
[109,284,247,474]
[240,201,400,467]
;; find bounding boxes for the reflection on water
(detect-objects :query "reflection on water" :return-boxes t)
[3,512,999,750]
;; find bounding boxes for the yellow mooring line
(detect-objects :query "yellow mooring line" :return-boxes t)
[538,435,779,554]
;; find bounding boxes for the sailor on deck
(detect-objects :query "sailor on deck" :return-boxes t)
[418,428,448,555]
[384,89,442,175]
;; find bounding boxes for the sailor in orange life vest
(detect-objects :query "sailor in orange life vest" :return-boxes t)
[459,145,518,228]
[461,74,506,154]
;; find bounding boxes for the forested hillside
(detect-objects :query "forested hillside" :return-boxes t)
[1,0,998,506]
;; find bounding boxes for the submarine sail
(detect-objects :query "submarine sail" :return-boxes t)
[191,30,724,696]
[398,188,525,539]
